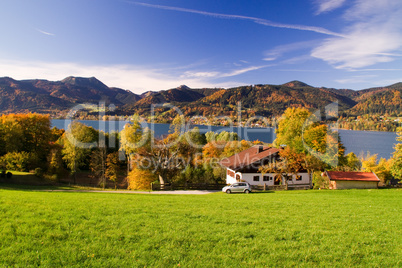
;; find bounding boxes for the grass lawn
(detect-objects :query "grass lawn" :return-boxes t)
[0,187,401,267]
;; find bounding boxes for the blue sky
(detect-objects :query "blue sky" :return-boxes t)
[1,0,402,93]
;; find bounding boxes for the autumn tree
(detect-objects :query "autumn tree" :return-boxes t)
[391,127,402,180]
[376,158,393,184]
[361,153,378,172]
[47,144,64,178]
[106,152,120,189]
[274,107,345,169]
[137,134,185,184]
[222,140,253,158]
[90,147,107,188]
[119,115,145,173]
[0,114,25,154]
[17,114,52,160]
[259,146,307,189]
[274,107,312,152]
[127,167,157,190]
[345,152,361,171]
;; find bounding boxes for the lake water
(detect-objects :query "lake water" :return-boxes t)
[52,119,398,160]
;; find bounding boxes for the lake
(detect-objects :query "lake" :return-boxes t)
[52,119,398,159]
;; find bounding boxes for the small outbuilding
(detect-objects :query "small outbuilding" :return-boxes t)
[326,171,380,189]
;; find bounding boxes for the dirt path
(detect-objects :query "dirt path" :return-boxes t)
[37,189,220,195]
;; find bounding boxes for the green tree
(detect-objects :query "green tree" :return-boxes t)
[0,151,36,172]
[345,152,361,171]
[274,107,312,152]
[61,122,98,183]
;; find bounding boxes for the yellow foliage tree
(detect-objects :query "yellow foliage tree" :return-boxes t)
[127,167,157,190]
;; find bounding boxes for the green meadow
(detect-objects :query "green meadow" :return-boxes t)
[0,187,401,267]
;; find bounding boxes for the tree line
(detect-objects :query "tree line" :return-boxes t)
[266,108,402,188]
[0,110,401,189]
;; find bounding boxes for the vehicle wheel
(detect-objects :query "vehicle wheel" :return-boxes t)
[226,189,231,194]
[244,189,250,194]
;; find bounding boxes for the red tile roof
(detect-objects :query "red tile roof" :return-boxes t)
[326,171,380,182]
[220,146,280,171]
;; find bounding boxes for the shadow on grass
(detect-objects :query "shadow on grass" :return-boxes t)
[250,190,276,194]
[221,191,276,194]
[0,183,64,191]
[0,172,73,191]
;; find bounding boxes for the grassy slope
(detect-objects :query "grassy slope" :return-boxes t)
[0,188,401,267]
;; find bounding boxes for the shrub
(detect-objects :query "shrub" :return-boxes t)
[34,167,44,178]
[127,168,157,190]
[0,151,37,172]
[6,172,12,178]
[312,171,330,189]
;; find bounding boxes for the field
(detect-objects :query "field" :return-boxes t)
[0,187,401,267]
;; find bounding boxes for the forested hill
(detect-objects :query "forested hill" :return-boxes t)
[0,76,140,114]
[0,76,401,117]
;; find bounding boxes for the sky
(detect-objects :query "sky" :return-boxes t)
[1,0,402,94]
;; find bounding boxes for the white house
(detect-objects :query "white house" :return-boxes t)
[220,145,311,188]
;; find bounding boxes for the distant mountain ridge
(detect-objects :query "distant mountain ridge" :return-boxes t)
[0,76,141,114]
[0,76,401,117]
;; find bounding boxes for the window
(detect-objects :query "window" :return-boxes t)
[284,175,292,181]
[253,176,260,181]
[263,176,270,181]
[296,175,302,181]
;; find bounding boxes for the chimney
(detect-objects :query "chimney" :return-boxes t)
[258,145,264,153]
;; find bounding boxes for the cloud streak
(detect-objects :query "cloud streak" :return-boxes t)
[182,65,270,79]
[130,1,345,37]
[263,40,317,61]
[35,28,55,36]
[315,0,346,14]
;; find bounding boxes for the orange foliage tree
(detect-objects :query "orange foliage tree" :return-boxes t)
[127,167,157,190]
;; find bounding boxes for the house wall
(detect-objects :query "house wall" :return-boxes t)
[226,168,238,185]
[225,169,310,186]
[330,180,378,189]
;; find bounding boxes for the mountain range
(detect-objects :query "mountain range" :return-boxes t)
[0,76,401,117]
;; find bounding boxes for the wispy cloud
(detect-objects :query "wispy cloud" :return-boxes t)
[129,1,345,37]
[263,40,317,61]
[311,0,402,70]
[0,59,242,93]
[35,28,55,36]
[182,65,269,79]
[336,74,378,84]
[315,0,346,14]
